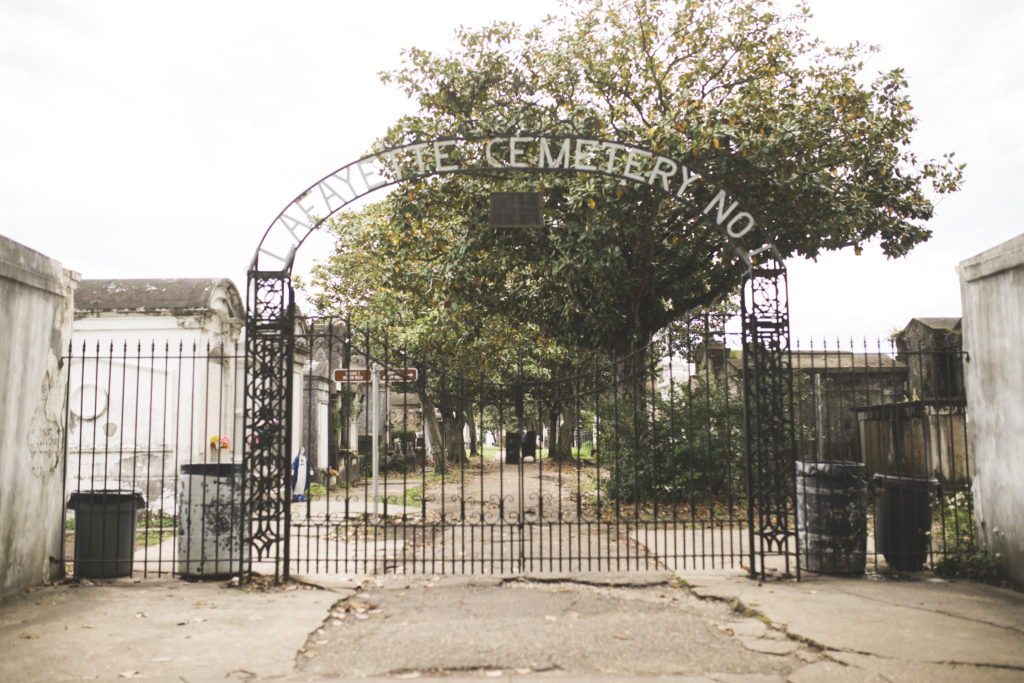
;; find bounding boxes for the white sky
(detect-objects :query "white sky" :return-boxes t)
[2,0,1022,342]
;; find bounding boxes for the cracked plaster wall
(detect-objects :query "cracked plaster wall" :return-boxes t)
[0,235,79,595]
[958,232,1024,586]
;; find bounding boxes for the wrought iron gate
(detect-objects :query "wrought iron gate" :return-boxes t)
[239,134,801,580]
[242,287,796,579]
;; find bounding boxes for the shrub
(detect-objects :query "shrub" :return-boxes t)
[599,378,745,504]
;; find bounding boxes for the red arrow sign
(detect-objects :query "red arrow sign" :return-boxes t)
[334,368,370,383]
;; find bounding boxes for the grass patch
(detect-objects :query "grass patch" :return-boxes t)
[378,472,443,506]
[135,528,174,547]
[309,480,349,497]
[479,445,502,460]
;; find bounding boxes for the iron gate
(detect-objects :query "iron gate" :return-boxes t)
[246,303,792,579]
[240,134,803,580]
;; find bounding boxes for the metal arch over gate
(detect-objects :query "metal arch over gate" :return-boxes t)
[244,134,795,581]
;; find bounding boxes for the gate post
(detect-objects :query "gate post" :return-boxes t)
[242,267,296,582]
[741,262,798,579]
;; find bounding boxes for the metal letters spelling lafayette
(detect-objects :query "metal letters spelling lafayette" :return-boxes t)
[253,136,779,274]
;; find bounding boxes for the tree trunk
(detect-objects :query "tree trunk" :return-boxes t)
[467,408,478,457]
[548,401,579,462]
[444,409,467,465]
[557,406,578,460]
[438,394,468,467]
[419,389,446,474]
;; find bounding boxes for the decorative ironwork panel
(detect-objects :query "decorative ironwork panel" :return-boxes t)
[243,270,295,580]
[741,263,797,579]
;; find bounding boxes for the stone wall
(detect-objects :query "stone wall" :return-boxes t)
[958,233,1024,586]
[0,235,78,595]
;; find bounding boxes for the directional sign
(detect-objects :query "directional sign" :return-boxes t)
[334,368,418,384]
[334,368,370,383]
[380,368,418,382]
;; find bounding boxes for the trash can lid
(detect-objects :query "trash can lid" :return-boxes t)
[181,463,242,476]
[871,473,939,490]
[67,489,146,510]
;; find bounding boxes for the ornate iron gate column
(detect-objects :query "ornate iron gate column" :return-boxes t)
[242,267,296,582]
[741,261,798,579]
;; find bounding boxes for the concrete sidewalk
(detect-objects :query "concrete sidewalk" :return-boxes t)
[1,569,1022,681]
[679,569,1024,681]
[0,575,346,681]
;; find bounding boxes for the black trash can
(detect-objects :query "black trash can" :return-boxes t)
[505,431,521,465]
[67,490,146,579]
[872,474,938,571]
[795,461,867,574]
[522,431,538,461]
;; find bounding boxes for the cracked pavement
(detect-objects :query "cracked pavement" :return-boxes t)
[295,573,823,680]
[3,570,1023,681]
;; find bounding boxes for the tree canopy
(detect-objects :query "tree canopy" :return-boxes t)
[309,0,963,358]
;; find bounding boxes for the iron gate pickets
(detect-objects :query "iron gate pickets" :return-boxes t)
[741,262,798,579]
[243,268,295,581]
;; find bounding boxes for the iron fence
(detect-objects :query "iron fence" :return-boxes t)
[789,338,972,575]
[63,340,246,579]
[61,326,974,579]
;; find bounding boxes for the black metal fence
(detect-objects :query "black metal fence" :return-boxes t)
[789,337,972,575]
[61,325,974,579]
[63,340,246,579]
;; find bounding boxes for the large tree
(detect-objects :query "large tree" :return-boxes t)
[302,202,587,468]
[364,0,962,354]
[305,0,963,471]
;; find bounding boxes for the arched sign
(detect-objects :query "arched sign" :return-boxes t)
[243,134,794,583]
[252,135,780,274]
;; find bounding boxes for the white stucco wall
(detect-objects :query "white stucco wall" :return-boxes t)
[69,288,245,513]
[958,233,1024,585]
[0,235,78,595]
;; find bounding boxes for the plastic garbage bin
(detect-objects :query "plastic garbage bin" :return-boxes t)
[505,431,521,464]
[872,473,938,571]
[67,490,146,578]
[177,463,244,579]
[795,461,867,574]
[522,431,538,461]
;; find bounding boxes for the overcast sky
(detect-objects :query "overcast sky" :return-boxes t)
[2,0,1021,342]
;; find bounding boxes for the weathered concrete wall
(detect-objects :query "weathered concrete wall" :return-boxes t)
[958,233,1024,585]
[0,235,79,595]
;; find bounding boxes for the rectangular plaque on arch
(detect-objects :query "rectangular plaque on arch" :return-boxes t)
[489,192,544,228]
